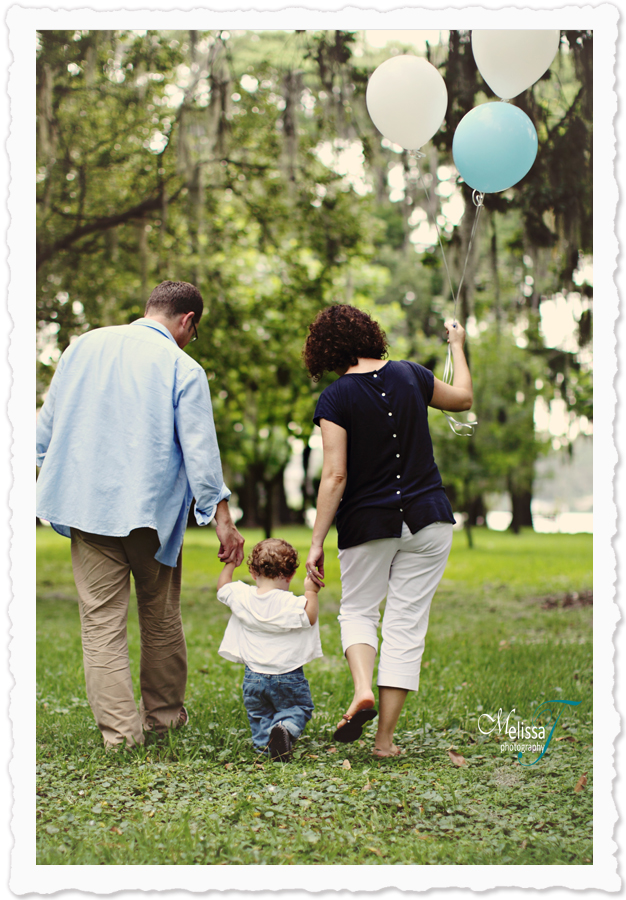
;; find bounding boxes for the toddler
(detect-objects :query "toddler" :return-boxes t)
[217,538,322,761]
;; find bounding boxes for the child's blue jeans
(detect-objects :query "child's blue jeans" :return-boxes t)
[242,666,314,751]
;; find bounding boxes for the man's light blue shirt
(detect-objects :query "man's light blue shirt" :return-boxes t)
[36,318,231,566]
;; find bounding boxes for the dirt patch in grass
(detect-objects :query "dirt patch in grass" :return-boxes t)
[539,590,593,610]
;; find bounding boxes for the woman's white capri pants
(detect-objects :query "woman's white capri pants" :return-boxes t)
[337,521,453,692]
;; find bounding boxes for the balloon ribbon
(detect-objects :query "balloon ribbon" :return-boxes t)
[410,151,483,437]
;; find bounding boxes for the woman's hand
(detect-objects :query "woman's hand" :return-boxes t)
[445,319,466,347]
[430,321,473,412]
[305,544,325,588]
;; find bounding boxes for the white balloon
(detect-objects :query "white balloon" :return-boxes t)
[472,30,561,100]
[366,55,448,150]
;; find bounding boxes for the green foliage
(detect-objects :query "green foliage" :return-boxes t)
[36,29,593,528]
[36,526,592,865]
[431,325,551,508]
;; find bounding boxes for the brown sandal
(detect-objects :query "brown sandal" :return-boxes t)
[332,707,377,743]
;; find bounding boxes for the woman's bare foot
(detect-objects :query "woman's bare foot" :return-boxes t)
[372,744,403,758]
[335,691,376,732]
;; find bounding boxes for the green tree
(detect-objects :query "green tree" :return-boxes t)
[36,28,593,535]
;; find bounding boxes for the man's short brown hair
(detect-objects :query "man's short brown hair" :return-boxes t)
[247,539,300,580]
[145,281,203,323]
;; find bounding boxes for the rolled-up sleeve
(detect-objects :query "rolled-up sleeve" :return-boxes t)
[174,366,231,525]
[36,360,64,467]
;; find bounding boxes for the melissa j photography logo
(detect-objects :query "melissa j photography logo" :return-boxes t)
[478,700,581,766]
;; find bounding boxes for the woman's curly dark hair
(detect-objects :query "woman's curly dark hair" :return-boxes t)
[247,539,300,580]
[303,304,389,382]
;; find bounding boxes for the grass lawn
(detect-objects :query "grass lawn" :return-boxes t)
[36,524,593,865]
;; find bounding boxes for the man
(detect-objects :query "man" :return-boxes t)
[36,280,244,749]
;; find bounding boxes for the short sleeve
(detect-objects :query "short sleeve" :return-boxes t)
[313,383,345,428]
[217,581,248,609]
[407,361,435,405]
[217,583,235,607]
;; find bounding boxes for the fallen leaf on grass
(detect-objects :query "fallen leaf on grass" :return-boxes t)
[367,847,383,857]
[224,763,233,770]
[327,747,337,754]
[110,826,123,835]
[307,754,319,759]
[521,839,527,850]
[556,735,576,743]
[574,773,588,792]
[342,759,351,770]
[448,749,468,767]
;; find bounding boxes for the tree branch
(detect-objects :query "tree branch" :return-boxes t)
[36,186,184,270]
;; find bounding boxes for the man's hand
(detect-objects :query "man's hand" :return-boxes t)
[214,500,245,565]
[216,520,244,565]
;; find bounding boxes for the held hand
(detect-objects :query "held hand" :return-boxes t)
[304,575,321,594]
[444,319,466,348]
[305,544,325,588]
[216,520,245,566]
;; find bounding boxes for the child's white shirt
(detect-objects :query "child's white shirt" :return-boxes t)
[217,581,323,674]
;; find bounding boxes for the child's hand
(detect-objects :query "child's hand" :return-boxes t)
[304,575,320,594]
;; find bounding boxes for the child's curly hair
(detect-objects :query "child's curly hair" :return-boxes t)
[303,304,389,382]
[247,539,300,580]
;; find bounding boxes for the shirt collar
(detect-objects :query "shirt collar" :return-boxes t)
[131,317,178,345]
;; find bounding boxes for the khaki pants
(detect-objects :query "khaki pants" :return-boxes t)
[70,527,187,749]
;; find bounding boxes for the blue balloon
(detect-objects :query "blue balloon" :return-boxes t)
[452,102,538,193]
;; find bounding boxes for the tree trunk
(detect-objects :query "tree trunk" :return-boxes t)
[137,218,150,308]
[466,494,486,527]
[301,444,314,513]
[490,211,502,337]
[261,469,287,539]
[238,465,263,529]
[463,477,474,548]
[465,516,473,549]
[508,483,534,534]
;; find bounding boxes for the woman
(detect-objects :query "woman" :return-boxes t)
[303,305,473,758]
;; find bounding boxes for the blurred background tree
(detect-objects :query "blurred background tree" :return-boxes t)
[36,28,592,536]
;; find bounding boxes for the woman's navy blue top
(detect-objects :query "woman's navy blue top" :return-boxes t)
[313,360,455,550]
